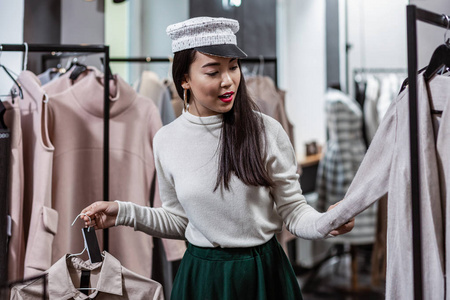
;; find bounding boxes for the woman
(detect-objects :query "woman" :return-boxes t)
[81,16,354,299]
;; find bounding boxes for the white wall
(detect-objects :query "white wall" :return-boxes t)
[0,1,24,95]
[278,0,327,160]
[60,0,105,70]
[105,0,130,80]
[345,0,408,97]
[105,0,189,83]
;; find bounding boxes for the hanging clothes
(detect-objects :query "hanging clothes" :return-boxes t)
[363,74,381,144]
[164,79,184,118]
[316,88,377,245]
[2,96,26,281]
[43,69,185,279]
[315,74,449,300]
[42,66,98,96]
[14,71,57,278]
[246,76,295,148]
[38,68,62,85]
[136,70,176,125]
[11,252,164,299]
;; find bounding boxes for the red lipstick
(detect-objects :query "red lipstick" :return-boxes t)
[219,91,234,103]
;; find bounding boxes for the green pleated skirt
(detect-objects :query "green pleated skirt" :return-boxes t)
[171,236,303,300]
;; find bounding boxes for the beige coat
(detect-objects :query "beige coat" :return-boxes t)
[15,71,57,278]
[43,70,185,278]
[11,252,164,299]
[3,96,25,281]
[317,74,449,299]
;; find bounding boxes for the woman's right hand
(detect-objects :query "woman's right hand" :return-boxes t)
[80,201,119,230]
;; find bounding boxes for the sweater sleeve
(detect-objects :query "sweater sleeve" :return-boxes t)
[267,122,327,240]
[315,98,397,236]
[115,131,188,240]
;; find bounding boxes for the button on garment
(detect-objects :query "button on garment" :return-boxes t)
[10,251,164,299]
[316,74,450,300]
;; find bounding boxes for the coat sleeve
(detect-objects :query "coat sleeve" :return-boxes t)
[315,99,398,236]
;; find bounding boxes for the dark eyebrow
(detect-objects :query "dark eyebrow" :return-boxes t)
[201,58,238,68]
[202,62,220,68]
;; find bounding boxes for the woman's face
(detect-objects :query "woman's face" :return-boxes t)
[182,51,241,116]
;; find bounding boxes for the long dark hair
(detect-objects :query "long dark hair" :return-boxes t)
[172,49,275,190]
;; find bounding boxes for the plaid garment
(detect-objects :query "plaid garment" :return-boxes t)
[316,90,377,244]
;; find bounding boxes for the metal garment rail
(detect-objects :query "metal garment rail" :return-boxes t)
[0,44,111,259]
[353,68,407,74]
[110,56,278,86]
[406,6,449,300]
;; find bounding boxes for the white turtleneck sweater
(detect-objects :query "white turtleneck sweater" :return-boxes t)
[116,110,329,248]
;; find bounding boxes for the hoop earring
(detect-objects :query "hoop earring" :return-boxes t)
[183,89,188,112]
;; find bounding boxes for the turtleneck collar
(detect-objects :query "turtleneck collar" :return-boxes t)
[182,109,223,125]
[69,69,137,118]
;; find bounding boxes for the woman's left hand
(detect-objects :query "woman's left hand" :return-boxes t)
[327,201,355,236]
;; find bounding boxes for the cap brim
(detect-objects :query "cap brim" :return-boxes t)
[194,44,247,59]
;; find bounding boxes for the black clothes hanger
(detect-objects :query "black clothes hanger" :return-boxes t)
[423,43,450,82]
[424,15,450,82]
[68,60,88,81]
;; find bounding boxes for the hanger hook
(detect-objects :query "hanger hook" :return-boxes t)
[444,14,450,47]
[71,213,92,232]
[22,42,28,71]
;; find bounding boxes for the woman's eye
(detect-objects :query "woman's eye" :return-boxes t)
[230,66,239,71]
[206,72,218,76]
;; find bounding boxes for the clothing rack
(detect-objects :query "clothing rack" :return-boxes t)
[406,6,449,300]
[110,56,278,86]
[353,68,407,74]
[0,44,111,287]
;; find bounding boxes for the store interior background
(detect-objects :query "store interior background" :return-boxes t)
[1,0,450,298]
[1,0,449,159]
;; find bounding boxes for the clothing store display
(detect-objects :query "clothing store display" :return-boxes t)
[42,67,97,96]
[171,236,302,300]
[316,88,376,245]
[245,76,299,251]
[38,68,62,85]
[14,71,57,278]
[166,17,247,58]
[116,110,331,248]
[136,71,176,125]
[316,74,450,299]
[355,72,405,145]
[246,76,295,148]
[2,97,26,282]
[363,74,380,144]
[45,69,185,278]
[164,80,184,118]
[10,251,164,299]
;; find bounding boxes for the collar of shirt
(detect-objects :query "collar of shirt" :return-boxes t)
[48,251,123,299]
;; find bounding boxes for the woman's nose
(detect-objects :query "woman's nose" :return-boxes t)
[221,73,232,88]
